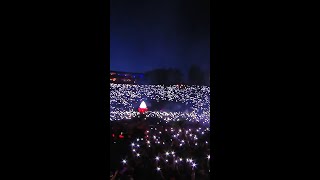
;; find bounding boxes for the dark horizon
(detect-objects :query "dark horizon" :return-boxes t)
[110,0,210,77]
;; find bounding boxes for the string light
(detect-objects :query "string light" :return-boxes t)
[110,84,210,123]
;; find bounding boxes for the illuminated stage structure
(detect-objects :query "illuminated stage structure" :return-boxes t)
[138,101,148,114]
[137,101,148,122]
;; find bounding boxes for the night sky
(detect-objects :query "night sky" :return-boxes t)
[110,0,210,77]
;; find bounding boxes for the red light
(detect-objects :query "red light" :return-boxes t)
[138,107,148,113]
[112,134,115,137]
[119,135,124,139]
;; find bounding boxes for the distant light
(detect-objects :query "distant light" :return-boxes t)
[191,163,197,168]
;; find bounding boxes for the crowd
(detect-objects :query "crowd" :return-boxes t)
[110,84,210,124]
[110,118,210,180]
[110,83,211,179]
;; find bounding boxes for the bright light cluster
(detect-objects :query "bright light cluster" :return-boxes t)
[119,124,211,177]
[110,84,210,123]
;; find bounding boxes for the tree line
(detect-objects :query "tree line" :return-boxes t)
[142,64,209,86]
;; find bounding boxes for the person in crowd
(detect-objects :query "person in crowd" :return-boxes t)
[111,118,211,179]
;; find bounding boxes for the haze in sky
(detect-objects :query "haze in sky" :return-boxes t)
[110,0,210,76]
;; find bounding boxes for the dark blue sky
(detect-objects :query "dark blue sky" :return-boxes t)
[110,0,210,77]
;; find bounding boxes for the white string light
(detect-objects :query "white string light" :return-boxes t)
[110,84,210,123]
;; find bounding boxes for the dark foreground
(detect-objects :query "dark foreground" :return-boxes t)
[110,117,210,180]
